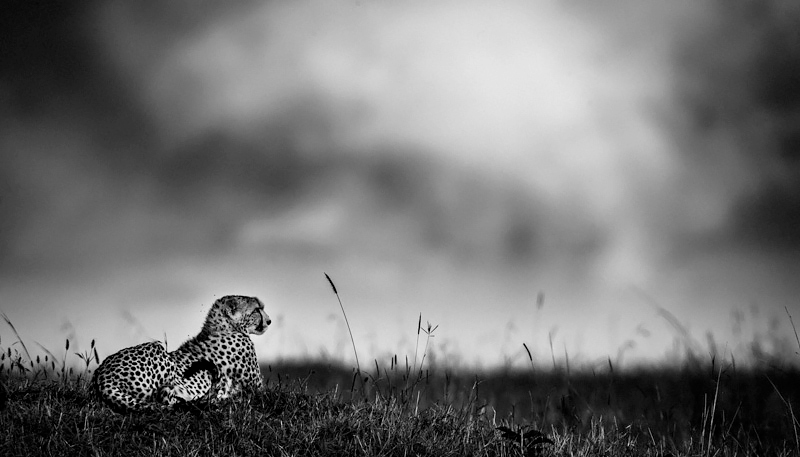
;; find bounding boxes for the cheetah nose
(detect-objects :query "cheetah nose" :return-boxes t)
[266,318,272,326]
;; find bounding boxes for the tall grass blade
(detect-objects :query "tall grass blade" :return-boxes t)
[412,313,422,375]
[324,273,361,374]
[34,342,60,366]
[1,312,32,363]
[523,343,535,374]
[786,306,800,354]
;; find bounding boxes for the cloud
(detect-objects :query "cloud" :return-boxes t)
[6,0,799,284]
[3,0,800,364]
[89,1,685,285]
[670,2,800,245]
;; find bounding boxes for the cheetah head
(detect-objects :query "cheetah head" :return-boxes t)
[204,295,271,335]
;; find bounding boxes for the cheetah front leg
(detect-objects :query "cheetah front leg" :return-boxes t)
[214,377,236,401]
[159,359,218,404]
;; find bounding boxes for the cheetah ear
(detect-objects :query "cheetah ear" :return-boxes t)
[217,296,232,311]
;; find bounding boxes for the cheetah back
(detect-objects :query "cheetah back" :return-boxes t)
[92,342,217,412]
[91,342,176,412]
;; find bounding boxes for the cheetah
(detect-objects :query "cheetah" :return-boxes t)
[170,295,271,400]
[91,341,217,413]
[92,295,270,412]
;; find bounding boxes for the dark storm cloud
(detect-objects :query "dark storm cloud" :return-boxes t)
[0,1,156,144]
[673,1,800,251]
[0,1,324,275]
[4,0,799,274]
[0,0,559,280]
[0,1,117,272]
[736,187,800,250]
[1,1,96,116]
[2,0,800,366]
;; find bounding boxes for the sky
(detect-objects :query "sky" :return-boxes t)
[1,0,800,370]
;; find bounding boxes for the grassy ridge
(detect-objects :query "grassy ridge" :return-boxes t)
[2,354,798,456]
[0,374,533,457]
[266,358,800,455]
[2,292,799,456]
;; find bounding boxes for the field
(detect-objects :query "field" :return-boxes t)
[2,283,800,457]
[1,332,799,456]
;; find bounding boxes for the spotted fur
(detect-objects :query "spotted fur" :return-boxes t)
[91,341,215,413]
[91,295,270,412]
[171,295,270,400]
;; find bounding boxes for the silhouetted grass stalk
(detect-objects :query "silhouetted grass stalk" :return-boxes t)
[61,339,70,382]
[787,306,800,356]
[412,314,421,375]
[417,320,438,375]
[1,313,33,372]
[701,362,723,456]
[523,342,534,374]
[324,273,361,375]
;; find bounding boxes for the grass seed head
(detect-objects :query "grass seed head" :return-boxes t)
[324,272,338,294]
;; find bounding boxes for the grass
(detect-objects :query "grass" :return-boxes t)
[2,359,799,456]
[0,365,552,456]
[1,283,799,456]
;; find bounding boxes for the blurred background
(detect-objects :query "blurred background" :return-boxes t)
[1,0,799,370]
